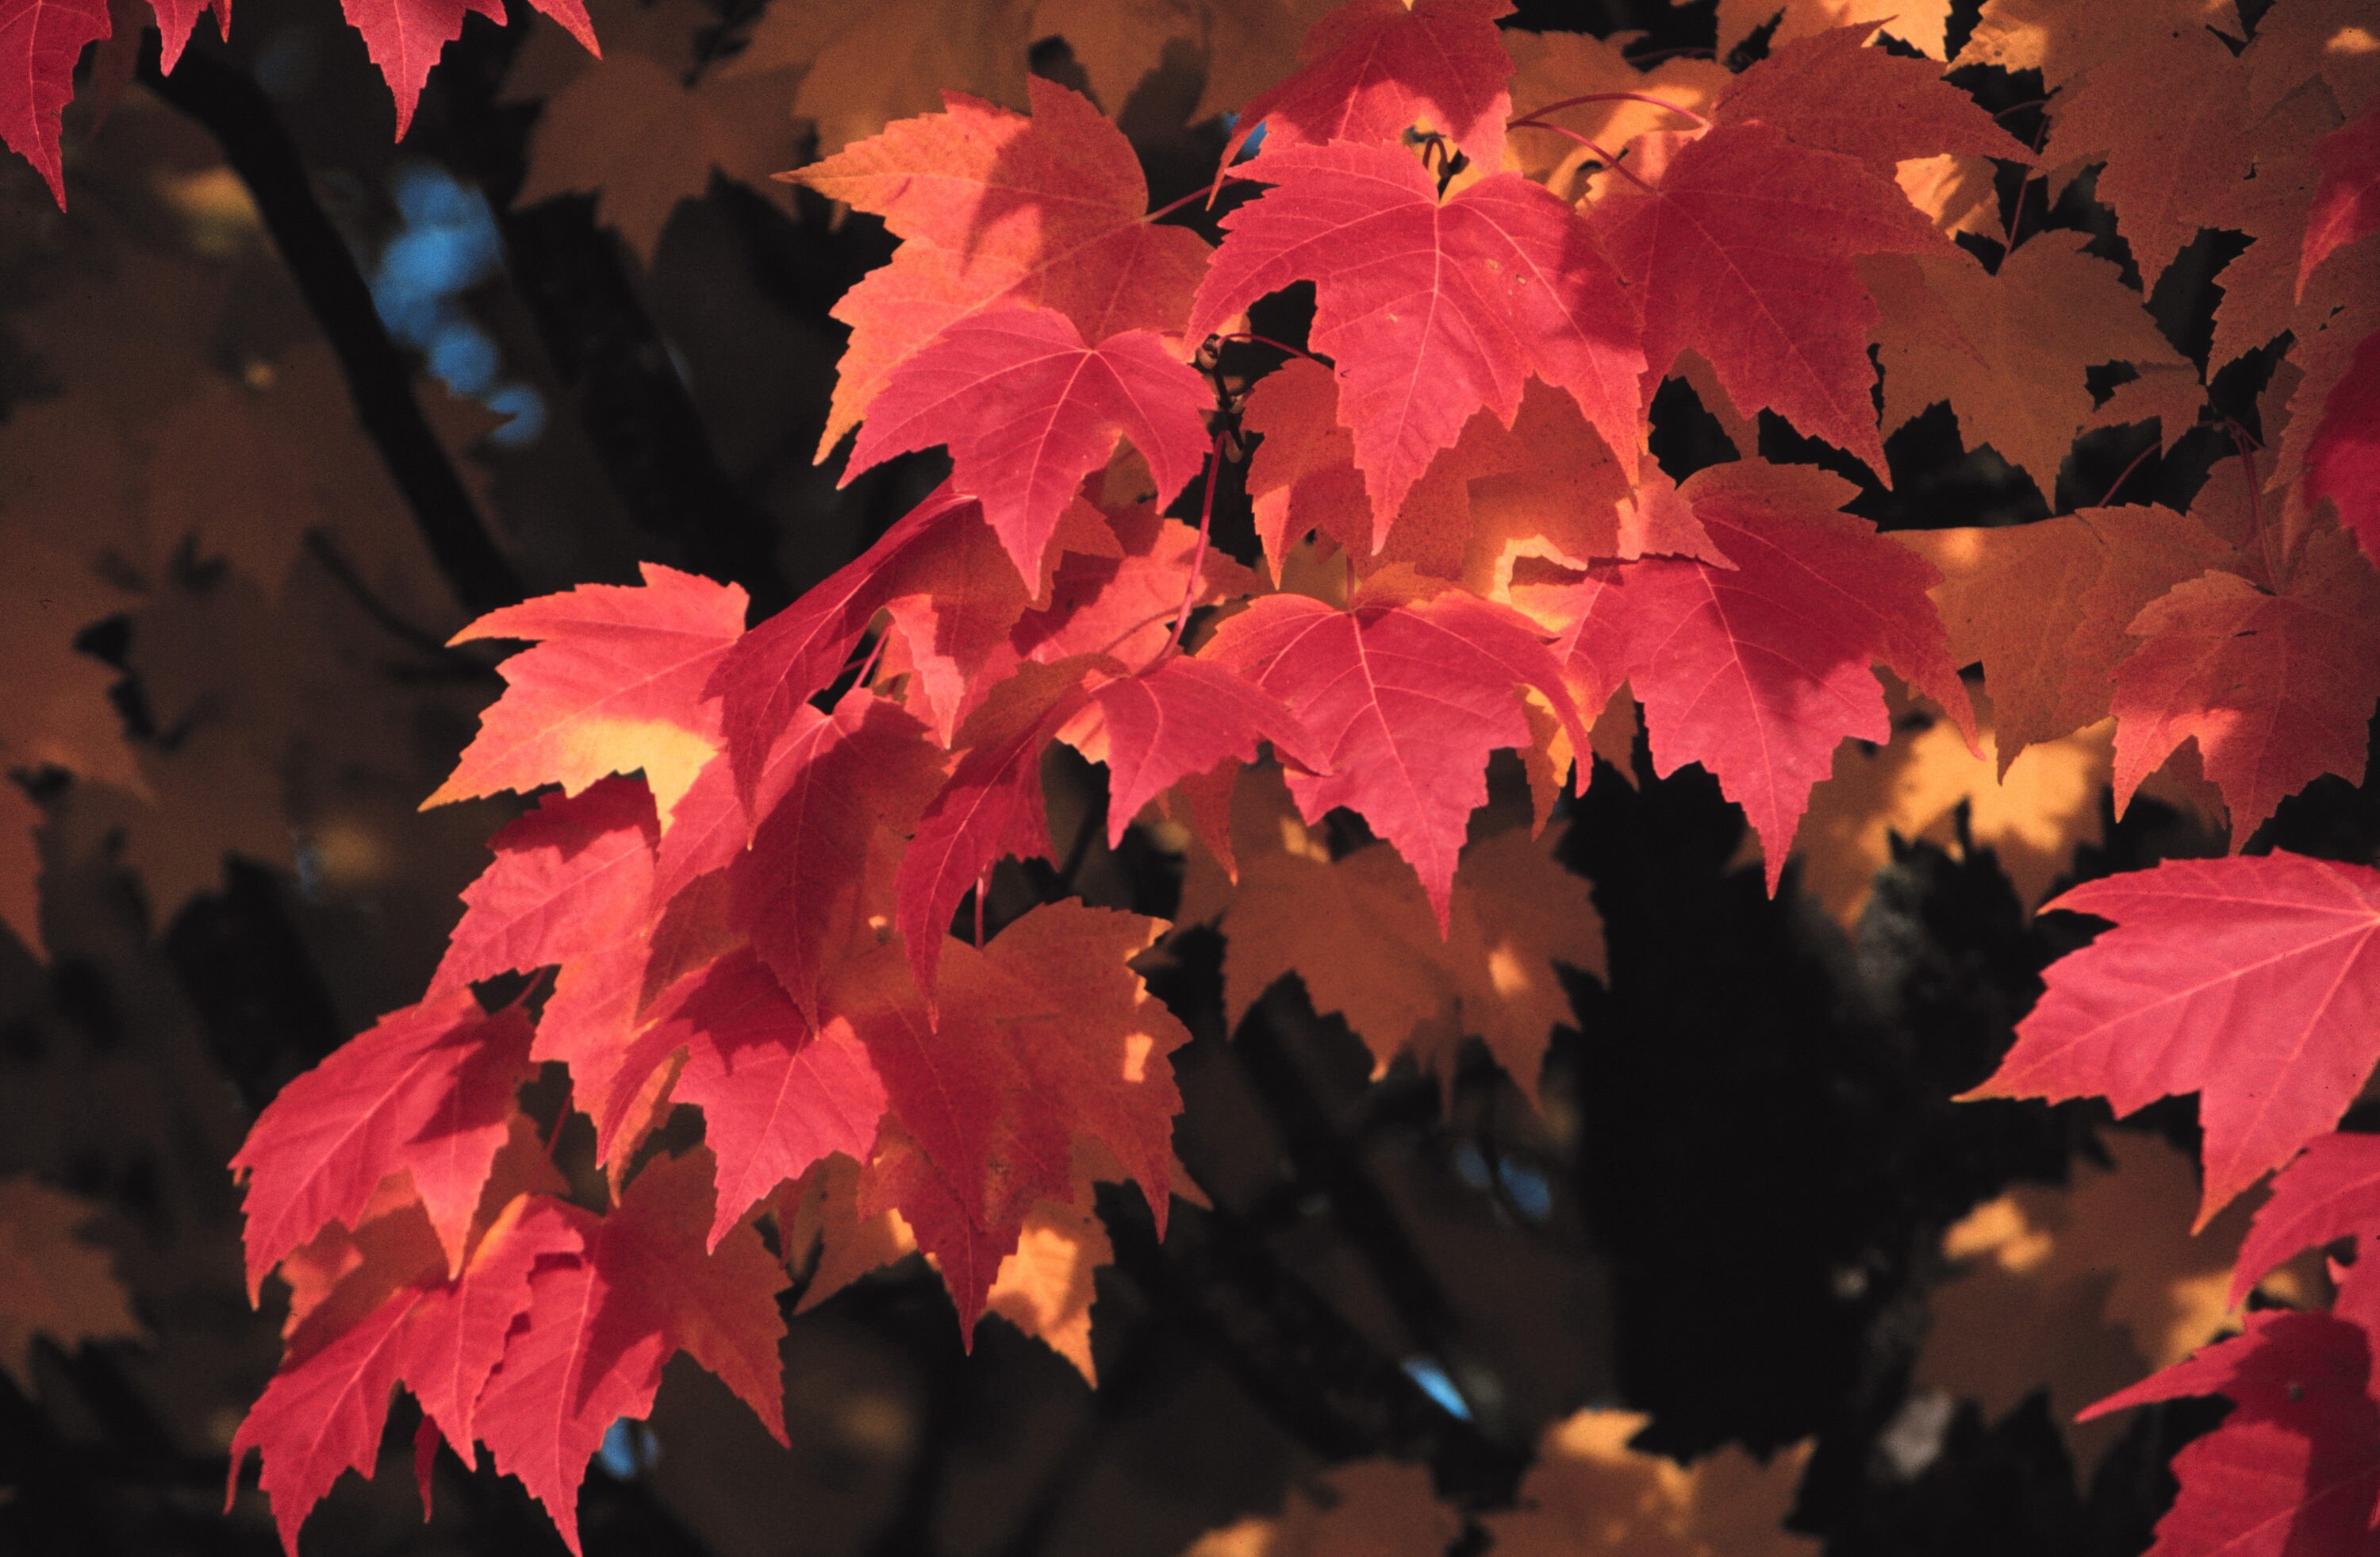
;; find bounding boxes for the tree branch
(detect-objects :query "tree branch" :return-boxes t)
[136,42,528,618]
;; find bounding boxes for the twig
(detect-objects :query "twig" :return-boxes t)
[1511,90,1710,129]
[137,43,528,617]
[2095,438,2159,507]
[2000,113,2054,260]
[303,532,498,675]
[1213,332,1332,368]
[1504,119,1655,193]
[1160,433,1227,660]
[2228,419,2286,586]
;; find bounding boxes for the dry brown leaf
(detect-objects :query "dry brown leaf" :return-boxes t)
[0,1176,146,1390]
[1031,0,1208,111]
[2049,31,2252,290]
[1895,504,2234,767]
[1219,767,1603,1101]
[724,0,1036,157]
[1183,1460,1461,1557]
[1914,1128,2257,1470]
[517,52,806,263]
[1956,0,2242,90]
[2086,361,2206,454]
[2206,83,2341,371]
[1481,1408,1818,1557]
[1193,0,1356,125]
[0,398,150,576]
[2244,0,2380,121]
[1866,233,2194,504]
[0,782,41,955]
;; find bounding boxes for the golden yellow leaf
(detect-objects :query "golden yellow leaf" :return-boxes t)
[1182,1460,1461,1557]
[1795,685,2110,930]
[0,1177,146,1391]
[1894,153,2002,240]
[1219,768,1602,1101]
[1865,233,2193,504]
[1502,29,1730,204]
[1915,1129,2257,1470]
[1718,0,1952,58]
[1481,1408,1818,1557]
[985,1183,1111,1383]
[777,1151,920,1314]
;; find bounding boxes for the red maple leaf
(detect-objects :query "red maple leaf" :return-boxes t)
[2234,1131,2380,1305]
[151,0,228,71]
[2110,529,2380,839]
[732,691,946,1023]
[422,778,675,1138]
[877,502,1052,745]
[1583,121,1956,479]
[839,902,1187,1329]
[1223,0,1516,172]
[229,988,535,1300]
[428,563,747,821]
[1089,655,1326,848]
[634,950,887,1248]
[229,1191,583,1552]
[794,77,1211,457]
[894,659,1100,993]
[1203,587,1587,927]
[707,483,977,804]
[844,307,1214,587]
[1557,461,1975,888]
[2081,1306,2380,1557]
[2305,329,2380,564]
[0,0,110,207]
[476,1147,787,1555]
[2301,104,2380,298]
[1012,502,1259,671]
[1969,852,2380,1225]
[340,0,596,140]
[432,777,658,994]
[1190,140,1645,537]
[650,703,856,912]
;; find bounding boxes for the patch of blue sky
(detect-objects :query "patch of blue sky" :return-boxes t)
[370,164,547,448]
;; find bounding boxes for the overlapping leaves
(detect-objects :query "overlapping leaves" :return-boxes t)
[211,10,2380,1556]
